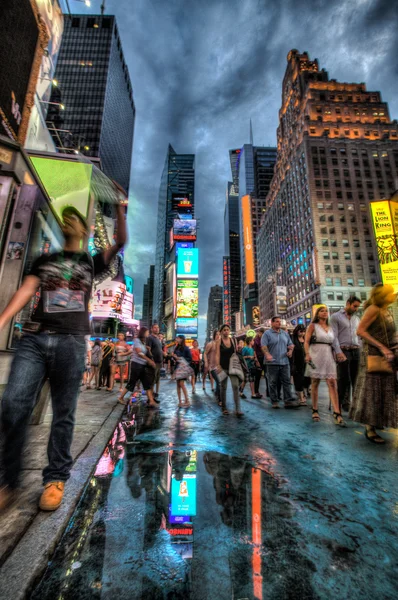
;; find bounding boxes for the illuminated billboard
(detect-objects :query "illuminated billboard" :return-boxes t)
[177,279,198,288]
[30,156,92,221]
[242,195,256,284]
[176,242,194,253]
[177,286,199,318]
[177,248,199,278]
[173,219,197,241]
[171,473,197,517]
[223,256,231,326]
[172,193,193,211]
[91,280,135,324]
[176,318,198,336]
[370,200,398,290]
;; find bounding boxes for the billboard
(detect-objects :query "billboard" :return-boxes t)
[92,280,135,324]
[173,219,197,241]
[242,195,256,284]
[176,318,198,336]
[276,286,287,315]
[370,200,398,290]
[176,242,194,252]
[252,305,260,325]
[171,473,197,517]
[177,285,199,318]
[223,256,231,325]
[177,248,199,278]
[177,279,198,289]
[0,0,39,140]
[30,156,92,221]
[172,193,193,211]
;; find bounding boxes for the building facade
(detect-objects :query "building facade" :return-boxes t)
[153,145,196,331]
[206,285,223,342]
[49,14,135,192]
[142,265,155,328]
[258,49,398,325]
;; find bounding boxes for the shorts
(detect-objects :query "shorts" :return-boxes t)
[245,366,256,383]
[126,362,155,392]
[192,362,200,377]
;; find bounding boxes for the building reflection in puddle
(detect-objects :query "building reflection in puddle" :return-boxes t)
[33,408,314,600]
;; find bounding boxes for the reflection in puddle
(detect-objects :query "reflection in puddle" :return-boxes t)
[32,407,316,600]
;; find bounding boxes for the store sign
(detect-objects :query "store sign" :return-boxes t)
[177,248,199,278]
[177,286,199,318]
[92,280,135,324]
[370,200,398,290]
[171,473,197,517]
[276,286,287,315]
[242,195,256,284]
[30,156,92,221]
[176,318,198,336]
[173,219,197,241]
[223,256,231,325]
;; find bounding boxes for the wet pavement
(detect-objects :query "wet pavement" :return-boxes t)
[32,378,398,600]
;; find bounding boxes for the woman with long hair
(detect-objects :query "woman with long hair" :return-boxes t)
[350,284,398,444]
[114,332,130,391]
[215,324,244,417]
[304,306,346,425]
[291,325,310,406]
[173,335,193,408]
[204,330,220,397]
[190,339,200,394]
[88,339,102,389]
[118,327,158,407]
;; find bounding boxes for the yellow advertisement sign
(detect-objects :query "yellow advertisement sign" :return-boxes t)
[370,201,398,290]
[242,195,255,284]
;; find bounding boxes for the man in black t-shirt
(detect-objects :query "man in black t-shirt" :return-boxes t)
[0,201,126,513]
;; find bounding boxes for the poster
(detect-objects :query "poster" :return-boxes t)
[370,200,398,290]
[177,286,199,318]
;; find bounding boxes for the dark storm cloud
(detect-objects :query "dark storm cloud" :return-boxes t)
[74,0,398,337]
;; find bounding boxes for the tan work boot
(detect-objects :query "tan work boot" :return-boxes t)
[0,485,17,512]
[39,481,65,511]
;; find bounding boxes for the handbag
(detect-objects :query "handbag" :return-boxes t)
[217,369,228,383]
[228,340,245,381]
[365,315,393,374]
[175,357,194,380]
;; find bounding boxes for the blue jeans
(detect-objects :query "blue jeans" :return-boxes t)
[1,333,86,488]
[267,364,294,404]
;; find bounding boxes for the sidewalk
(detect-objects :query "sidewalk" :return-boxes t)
[0,387,124,600]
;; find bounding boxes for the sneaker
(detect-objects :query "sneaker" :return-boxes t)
[284,400,300,409]
[39,481,65,511]
[0,485,17,512]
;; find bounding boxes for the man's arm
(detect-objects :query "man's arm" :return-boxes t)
[102,203,127,266]
[330,313,342,354]
[0,275,40,329]
[261,332,273,362]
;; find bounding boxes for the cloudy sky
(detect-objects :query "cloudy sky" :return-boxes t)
[72,0,398,341]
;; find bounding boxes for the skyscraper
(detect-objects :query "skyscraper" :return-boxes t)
[257,49,398,324]
[49,14,135,192]
[206,285,223,341]
[236,144,277,325]
[153,145,195,329]
[224,182,241,331]
[142,265,155,328]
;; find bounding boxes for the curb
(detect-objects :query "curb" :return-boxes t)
[0,402,125,600]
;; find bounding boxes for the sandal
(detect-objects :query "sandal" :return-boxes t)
[365,429,386,444]
[312,409,320,422]
[222,409,229,415]
[333,412,346,427]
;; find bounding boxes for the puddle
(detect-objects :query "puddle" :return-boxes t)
[32,406,318,600]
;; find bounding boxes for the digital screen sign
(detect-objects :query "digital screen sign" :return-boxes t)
[171,473,197,517]
[173,219,197,241]
[176,318,198,336]
[242,195,256,284]
[223,256,231,326]
[172,193,192,211]
[177,286,199,318]
[176,242,194,253]
[177,279,198,288]
[177,248,199,278]
[370,200,398,290]
[91,280,135,323]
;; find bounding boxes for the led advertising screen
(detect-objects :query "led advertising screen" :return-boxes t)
[176,242,194,253]
[92,280,135,323]
[176,318,198,336]
[171,473,197,517]
[173,219,197,241]
[172,193,193,211]
[177,248,199,278]
[370,200,398,290]
[242,195,256,284]
[30,157,92,221]
[178,279,198,288]
[223,256,231,326]
[177,286,199,318]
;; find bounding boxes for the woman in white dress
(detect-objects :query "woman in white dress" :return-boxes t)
[304,306,347,426]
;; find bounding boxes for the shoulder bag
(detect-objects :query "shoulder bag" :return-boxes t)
[228,339,245,381]
[366,315,393,374]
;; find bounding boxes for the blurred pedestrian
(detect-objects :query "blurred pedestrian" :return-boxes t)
[100,338,115,390]
[261,317,299,409]
[173,335,193,408]
[253,327,265,399]
[304,306,346,425]
[241,337,259,398]
[350,284,398,444]
[147,323,164,400]
[215,324,244,417]
[330,295,361,412]
[118,327,158,407]
[190,339,200,394]
[204,330,220,398]
[0,199,126,512]
[291,325,310,406]
[88,339,102,389]
[114,332,130,391]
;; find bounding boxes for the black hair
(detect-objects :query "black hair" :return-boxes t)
[212,329,219,340]
[292,324,306,338]
[176,335,186,348]
[271,316,281,322]
[94,338,101,347]
[220,323,231,332]
[245,337,253,345]
[61,206,88,232]
[138,327,148,342]
[347,295,361,304]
